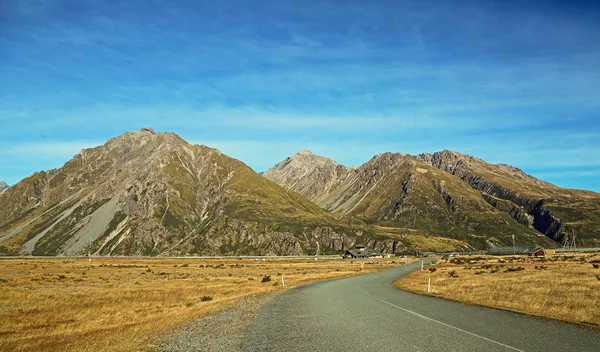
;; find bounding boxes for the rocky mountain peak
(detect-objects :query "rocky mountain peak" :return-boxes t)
[263,151,349,203]
[0,181,8,194]
[1,130,385,257]
[416,150,547,185]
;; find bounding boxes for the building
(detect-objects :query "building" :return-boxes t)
[342,245,383,259]
[530,247,546,257]
[488,246,546,257]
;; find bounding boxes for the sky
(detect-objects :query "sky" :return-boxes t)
[1,0,599,191]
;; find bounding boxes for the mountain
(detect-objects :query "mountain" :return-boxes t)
[0,129,396,256]
[5,131,594,257]
[0,181,8,194]
[416,150,600,246]
[264,150,599,248]
[262,150,351,204]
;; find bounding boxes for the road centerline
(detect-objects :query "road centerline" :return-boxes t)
[381,300,524,352]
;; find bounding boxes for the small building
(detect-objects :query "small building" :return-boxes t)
[342,245,383,259]
[530,247,546,257]
[488,246,546,257]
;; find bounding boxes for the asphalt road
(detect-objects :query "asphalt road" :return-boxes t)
[242,261,600,352]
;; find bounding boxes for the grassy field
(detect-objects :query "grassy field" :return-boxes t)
[395,253,600,328]
[0,256,407,351]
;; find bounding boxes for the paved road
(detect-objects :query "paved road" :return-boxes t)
[242,261,600,351]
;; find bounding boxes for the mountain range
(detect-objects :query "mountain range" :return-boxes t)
[264,149,600,249]
[1,129,598,256]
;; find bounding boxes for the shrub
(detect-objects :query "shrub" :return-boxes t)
[593,264,599,269]
[448,270,458,278]
[201,295,213,302]
[58,275,66,279]
[181,264,189,268]
[474,271,485,275]
[506,267,525,272]
[261,275,272,283]
[185,302,193,307]
[428,267,437,273]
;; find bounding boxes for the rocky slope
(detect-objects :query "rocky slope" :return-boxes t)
[264,150,598,248]
[0,130,395,256]
[0,181,8,194]
[416,150,600,246]
[262,150,351,204]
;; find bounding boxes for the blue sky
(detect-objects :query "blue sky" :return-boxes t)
[1,0,599,191]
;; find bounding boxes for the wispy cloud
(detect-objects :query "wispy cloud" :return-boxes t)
[1,0,599,190]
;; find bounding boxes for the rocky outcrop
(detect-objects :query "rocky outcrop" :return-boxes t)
[416,150,600,246]
[529,201,564,242]
[0,181,8,194]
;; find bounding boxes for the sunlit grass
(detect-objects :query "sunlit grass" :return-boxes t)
[395,253,600,328]
[0,257,406,351]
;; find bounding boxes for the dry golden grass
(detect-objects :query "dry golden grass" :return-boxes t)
[395,253,600,328]
[0,256,408,351]
[374,226,470,252]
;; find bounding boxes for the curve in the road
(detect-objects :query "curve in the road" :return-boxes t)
[242,261,600,352]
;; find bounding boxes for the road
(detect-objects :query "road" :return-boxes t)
[242,261,600,351]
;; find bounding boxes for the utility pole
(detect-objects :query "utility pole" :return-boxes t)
[413,209,417,228]
[512,235,515,255]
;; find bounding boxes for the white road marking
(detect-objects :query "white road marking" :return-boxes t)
[381,300,524,352]
[357,283,374,296]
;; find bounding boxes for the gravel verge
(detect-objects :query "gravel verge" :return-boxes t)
[150,294,276,352]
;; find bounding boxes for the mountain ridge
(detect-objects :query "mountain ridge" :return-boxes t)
[415,150,600,245]
[3,130,598,256]
[0,130,398,256]
[264,149,600,247]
